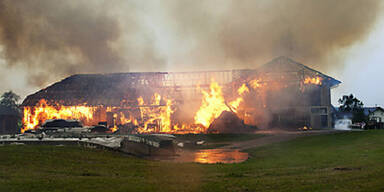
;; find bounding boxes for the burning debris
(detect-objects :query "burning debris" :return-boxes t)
[208,111,247,133]
[23,99,96,132]
[21,57,341,133]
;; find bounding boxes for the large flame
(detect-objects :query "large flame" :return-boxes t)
[193,81,230,128]
[22,80,254,134]
[228,83,249,113]
[136,93,174,133]
[22,99,96,133]
[193,81,249,128]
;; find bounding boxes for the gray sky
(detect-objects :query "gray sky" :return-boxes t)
[330,10,384,106]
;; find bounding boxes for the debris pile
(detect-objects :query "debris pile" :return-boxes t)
[208,111,250,133]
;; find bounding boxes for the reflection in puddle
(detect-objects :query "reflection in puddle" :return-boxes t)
[153,148,248,164]
[194,149,248,164]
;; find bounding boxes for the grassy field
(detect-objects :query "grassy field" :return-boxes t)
[1,131,383,192]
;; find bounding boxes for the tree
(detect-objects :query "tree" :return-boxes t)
[338,94,366,122]
[0,91,21,109]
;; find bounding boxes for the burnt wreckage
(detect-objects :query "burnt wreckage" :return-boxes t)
[21,56,341,133]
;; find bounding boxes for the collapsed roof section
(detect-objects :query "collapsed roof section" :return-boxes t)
[22,72,168,107]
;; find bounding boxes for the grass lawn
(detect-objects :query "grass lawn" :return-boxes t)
[1,131,383,192]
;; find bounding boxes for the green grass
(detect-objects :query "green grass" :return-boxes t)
[1,131,384,192]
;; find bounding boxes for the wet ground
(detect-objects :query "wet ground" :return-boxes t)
[193,149,248,163]
[151,148,248,164]
[152,129,352,164]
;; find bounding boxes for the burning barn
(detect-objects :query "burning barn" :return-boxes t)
[21,56,341,133]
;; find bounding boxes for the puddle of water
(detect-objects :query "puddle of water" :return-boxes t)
[152,148,248,164]
[193,149,248,164]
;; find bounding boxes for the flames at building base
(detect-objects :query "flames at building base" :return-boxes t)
[22,79,252,133]
[22,57,338,134]
[22,77,323,134]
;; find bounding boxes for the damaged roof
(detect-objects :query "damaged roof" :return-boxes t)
[257,56,341,88]
[21,72,168,107]
[22,56,341,107]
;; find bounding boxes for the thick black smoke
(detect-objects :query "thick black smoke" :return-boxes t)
[0,0,381,90]
[163,0,382,70]
[0,0,164,87]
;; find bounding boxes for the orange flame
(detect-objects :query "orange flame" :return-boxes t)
[136,93,174,133]
[23,81,253,134]
[304,76,322,85]
[194,81,230,128]
[194,81,249,128]
[228,83,249,112]
[22,99,96,133]
[250,79,262,89]
[237,83,249,95]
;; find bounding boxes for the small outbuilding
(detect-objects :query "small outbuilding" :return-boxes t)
[368,107,384,123]
[0,106,21,134]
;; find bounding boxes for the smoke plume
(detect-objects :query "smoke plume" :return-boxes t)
[162,0,381,70]
[0,0,381,96]
[0,0,164,88]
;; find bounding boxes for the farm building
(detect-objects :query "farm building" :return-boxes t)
[21,56,341,133]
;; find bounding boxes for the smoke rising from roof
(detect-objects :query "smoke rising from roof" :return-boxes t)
[0,0,381,96]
